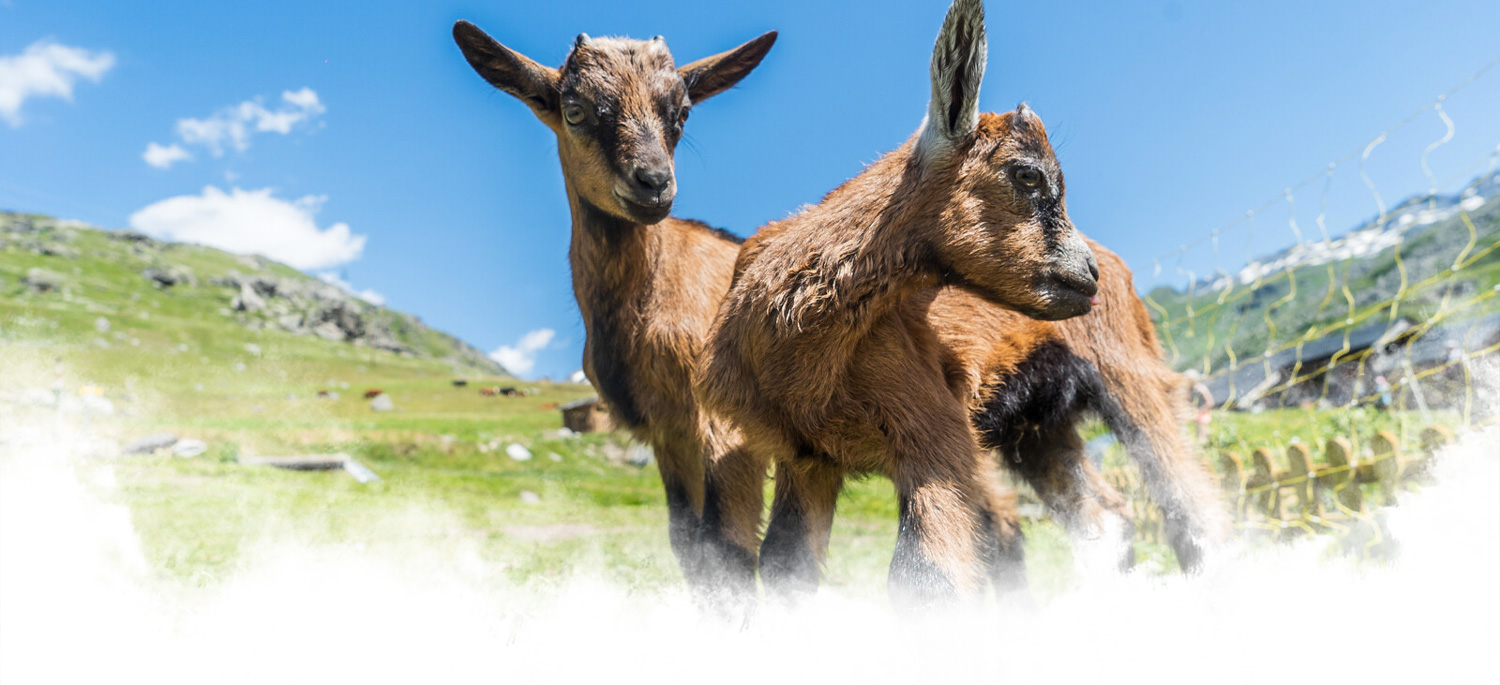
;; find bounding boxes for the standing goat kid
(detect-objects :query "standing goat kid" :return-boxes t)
[453,21,776,594]
[695,0,1227,609]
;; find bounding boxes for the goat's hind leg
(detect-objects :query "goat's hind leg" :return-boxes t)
[1097,371,1231,572]
[973,459,1029,597]
[1005,424,1136,573]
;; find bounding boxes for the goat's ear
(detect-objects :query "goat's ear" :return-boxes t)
[919,0,987,157]
[679,31,777,104]
[453,21,561,115]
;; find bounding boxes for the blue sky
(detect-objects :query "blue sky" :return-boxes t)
[3,1,1499,379]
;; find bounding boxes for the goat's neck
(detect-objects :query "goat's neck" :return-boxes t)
[769,143,949,336]
[565,188,653,328]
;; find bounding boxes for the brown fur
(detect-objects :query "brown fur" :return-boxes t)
[453,22,776,600]
[694,16,1229,603]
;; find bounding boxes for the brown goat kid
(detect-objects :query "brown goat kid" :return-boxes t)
[695,0,1227,608]
[453,21,775,593]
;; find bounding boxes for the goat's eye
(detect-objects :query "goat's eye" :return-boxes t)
[1015,167,1043,188]
[563,105,586,126]
[678,107,690,124]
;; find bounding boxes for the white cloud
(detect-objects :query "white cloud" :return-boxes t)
[128,186,365,270]
[142,142,191,169]
[489,329,556,376]
[0,39,115,126]
[167,88,324,158]
[316,271,385,306]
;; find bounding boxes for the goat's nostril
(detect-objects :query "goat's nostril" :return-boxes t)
[1088,260,1100,282]
[634,168,671,193]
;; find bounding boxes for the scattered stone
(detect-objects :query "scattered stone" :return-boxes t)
[21,267,64,294]
[172,439,208,458]
[344,459,381,483]
[231,283,266,312]
[95,317,111,333]
[625,444,655,467]
[369,393,395,412]
[312,321,346,341]
[554,427,579,439]
[519,491,541,504]
[233,361,247,372]
[141,267,193,289]
[244,343,262,357]
[505,443,533,461]
[548,452,563,463]
[124,433,179,455]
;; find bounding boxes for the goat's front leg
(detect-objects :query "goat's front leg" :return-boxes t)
[886,418,991,611]
[697,436,771,617]
[759,455,843,605]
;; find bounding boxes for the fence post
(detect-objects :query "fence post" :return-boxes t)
[1219,451,1246,519]
[1320,437,1362,514]
[1286,442,1317,526]
[1248,447,1280,522]
[1367,430,1402,506]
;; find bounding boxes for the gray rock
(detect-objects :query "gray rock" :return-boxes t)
[244,343,262,357]
[312,321,346,341]
[505,443,533,461]
[369,393,394,412]
[625,444,655,467]
[142,267,193,289]
[231,283,266,312]
[21,267,64,293]
[94,317,111,333]
[277,314,305,333]
[172,439,208,458]
[519,491,542,504]
[124,433,179,455]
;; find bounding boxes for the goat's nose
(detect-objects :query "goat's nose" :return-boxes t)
[1087,253,1100,282]
[633,167,671,194]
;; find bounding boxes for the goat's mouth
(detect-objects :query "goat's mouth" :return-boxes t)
[1028,271,1098,321]
[612,188,674,225]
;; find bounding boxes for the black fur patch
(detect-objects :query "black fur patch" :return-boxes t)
[576,203,645,429]
[759,485,818,596]
[678,217,745,245]
[698,477,758,588]
[888,494,957,604]
[972,341,1107,454]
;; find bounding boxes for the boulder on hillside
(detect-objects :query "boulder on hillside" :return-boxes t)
[231,283,266,312]
[124,433,179,455]
[369,393,394,412]
[21,268,64,294]
[142,266,195,289]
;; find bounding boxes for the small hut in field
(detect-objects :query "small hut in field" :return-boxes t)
[561,397,612,433]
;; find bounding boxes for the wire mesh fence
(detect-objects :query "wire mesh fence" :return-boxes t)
[1103,54,1500,557]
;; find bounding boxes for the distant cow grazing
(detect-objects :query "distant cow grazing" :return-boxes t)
[479,387,499,397]
[500,387,521,397]
[452,379,469,388]
[363,389,384,399]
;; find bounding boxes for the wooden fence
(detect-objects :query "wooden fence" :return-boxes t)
[1104,424,1455,558]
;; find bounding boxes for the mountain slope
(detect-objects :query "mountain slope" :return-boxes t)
[1146,173,1500,371]
[0,211,510,384]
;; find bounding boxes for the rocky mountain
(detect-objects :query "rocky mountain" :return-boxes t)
[0,211,509,377]
[1147,172,1500,370]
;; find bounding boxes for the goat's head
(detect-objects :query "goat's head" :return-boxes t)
[454,21,776,225]
[913,0,1099,321]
